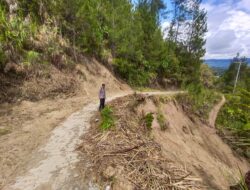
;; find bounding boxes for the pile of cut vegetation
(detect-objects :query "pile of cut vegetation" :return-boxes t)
[78,94,202,190]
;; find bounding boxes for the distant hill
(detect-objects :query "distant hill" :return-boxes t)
[204,58,250,76]
[205,58,250,69]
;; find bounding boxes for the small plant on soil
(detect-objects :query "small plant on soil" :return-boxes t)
[159,96,172,104]
[157,113,168,131]
[238,169,249,190]
[230,169,249,190]
[144,113,154,130]
[0,128,10,136]
[25,51,40,65]
[100,106,115,131]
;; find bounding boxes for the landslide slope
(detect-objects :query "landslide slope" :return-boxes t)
[80,94,249,190]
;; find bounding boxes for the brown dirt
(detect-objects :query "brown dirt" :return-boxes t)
[80,94,249,190]
[0,58,131,189]
[79,94,202,190]
[208,95,226,127]
[1,70,247,190]
[151,99,249,189]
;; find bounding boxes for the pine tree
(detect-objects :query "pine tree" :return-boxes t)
[174,0,207,85]
[168,0,188,43]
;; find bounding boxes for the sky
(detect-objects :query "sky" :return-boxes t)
[161,0,250,59]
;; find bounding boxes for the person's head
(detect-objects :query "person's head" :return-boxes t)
[102,83,105,88]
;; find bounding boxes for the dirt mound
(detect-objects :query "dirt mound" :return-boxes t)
[79,94,249,190]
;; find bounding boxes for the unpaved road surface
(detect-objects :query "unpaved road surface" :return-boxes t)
[209,95,226,127]
[3,91,182,190]
[0,59,131,189]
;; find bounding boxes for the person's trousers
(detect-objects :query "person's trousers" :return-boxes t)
[99,98,105,111]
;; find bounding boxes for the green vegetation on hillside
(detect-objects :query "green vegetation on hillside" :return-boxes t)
[216,56,250,160]
[157,112,168,131]
[0,0,225,126]
[217,90,250,132]
[1,0,207,88]
[144,112,154,130]
[220,57,250,92]
[177,83,220,118]
[0,0,222,123]
[100,106,115,130]
[217,90,250,160]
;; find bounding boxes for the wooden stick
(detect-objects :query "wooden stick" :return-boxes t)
[108,142,145,154]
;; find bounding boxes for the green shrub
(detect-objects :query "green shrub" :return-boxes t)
[217,89,250,161]
[144,113,154,130]
[25,50,40,64]
[100,106,115,131]
[217,90,250,132]
[157,113,167,131]
[0,48,7,67]
[238,168,248,190]
[114,58,152,86]
[0,6,36,67]
[178,83,220,118]
[1,16,30,49]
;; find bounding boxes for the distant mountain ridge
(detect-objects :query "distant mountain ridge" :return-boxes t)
[205,58,250,69]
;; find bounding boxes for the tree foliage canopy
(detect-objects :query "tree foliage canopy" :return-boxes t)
[0,0,207,86]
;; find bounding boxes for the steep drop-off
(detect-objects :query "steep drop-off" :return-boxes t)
[80,94,249,190]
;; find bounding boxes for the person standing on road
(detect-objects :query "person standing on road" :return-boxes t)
[99,83,106,111]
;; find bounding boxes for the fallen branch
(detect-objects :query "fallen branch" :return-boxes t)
[79,94,202,190]
[171,172,192,181]
[109,142,146,154]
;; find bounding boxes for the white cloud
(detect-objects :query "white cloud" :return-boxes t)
[161,21,170,37]
[237,0,250,12]
[201,3,214,12]
[207,30,236,51]
[203,1,250,59]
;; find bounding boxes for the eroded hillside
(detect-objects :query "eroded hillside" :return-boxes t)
[79,94,249,190]
[0,57,131,189]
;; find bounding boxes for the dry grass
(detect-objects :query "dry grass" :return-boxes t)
[0,62,81,103]
[21,65,79,101]
[78,95,203,190]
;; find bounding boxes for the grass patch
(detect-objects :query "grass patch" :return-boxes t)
[159,96,172,104]
[157,113,168,131]
[24,50,40,65]
[0,128,10,136]
[144,113,154,130]
[100,106,115,131]
[238,169,248,190]
[230,168,249,190]
[177,83,221,118]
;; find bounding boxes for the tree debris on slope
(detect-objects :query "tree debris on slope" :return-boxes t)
[78,95,202,190]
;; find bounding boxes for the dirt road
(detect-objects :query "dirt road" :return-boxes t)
[209,95,226,127]
[2,91,183,190]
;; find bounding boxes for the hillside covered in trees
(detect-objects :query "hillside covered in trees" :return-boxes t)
[1,1,250,189]
[216,57,250,162]
[0,0,207,97]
